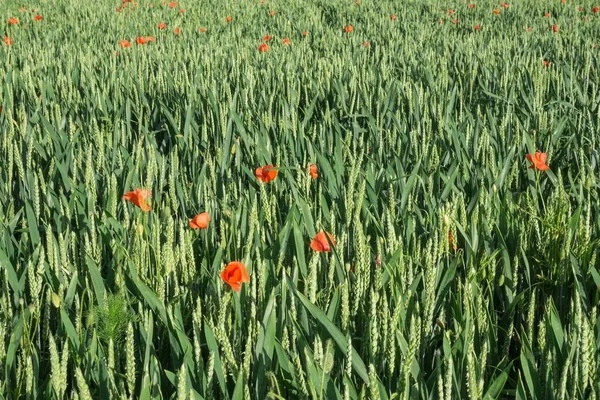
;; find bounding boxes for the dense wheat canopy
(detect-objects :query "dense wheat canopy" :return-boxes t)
[0,0,599,398]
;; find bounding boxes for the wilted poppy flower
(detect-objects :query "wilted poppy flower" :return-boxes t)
[255,164,277,182]
[363,41,369,47]
[270,10,275,16]
[469,3,475,8]
[526,152,550,171]
[552,24,559,32]
[168,1,177,7]
[34,14,42,21]
[311,231,336,252]
[200,27,206,32]
[501,2,509,7]
[391,14,397,20]
[258,43,269,52]
[448,230,458,251]
[123,188,152,211]
[190,212,210,229]
[309,164,318,179]
[120,39,131,48]
[283,37,290,44]
[225,15,232,22]
[220,261,249,292]
[3,36,13,46]
[527,26,532,32]
[136,36,147,44]
[344,25,353,33]
[493,9,500,14]
[474,24,481,30]
[578,6,584,11]
[8,18,18,25]
[158,22,166,29]
[174,27,180,35]
[263,34,271,41]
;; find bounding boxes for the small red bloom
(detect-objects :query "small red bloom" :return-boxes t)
[168,1,177,7]
[452,18,458,24]
[545,12,550,18]
[8,17,18,25]
[123,188,152,211]
[255,164,277,181]
[526,152,550,171]
[174,27,180,35]
[180,8,185,13]
[146,36,155,42]
[448,9,454,14]
[283,37,290,45]
[594,6,599,13]
[200,27,206,32]
[344,25,353,33]
[552,24,559,32]
[501,2,509,8]
[391,14,397,20]
[263,34,271,41]
[220,262,249,292]
[226,15,232,23]
[270,10,275,16]
[4,36,13,46]
[474,24,480,30]
[258,43,269,52]
[579,6,584,11]
[303,30,308,36]
[527,26,532,32]
[190,212,210,229]
[310,231,336,252]
[120,39,131,48]
[34,14,42,21]
[543,60,550,67]
[158,22,166,29]
[136,36,147,45]
[363,41,369,47]
[116,7,121,12]
[469,3,475,8]
[493,9,500,14]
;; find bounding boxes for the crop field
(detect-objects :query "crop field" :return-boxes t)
[1,0,600,398]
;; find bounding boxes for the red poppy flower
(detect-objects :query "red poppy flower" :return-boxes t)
[526,152,550,171]
[116,6,121,11]
[168,1,177,7]
[226,15,232,23]
[146,36,155,42]
[501,2,509,8]
[4,36,13,46]
[345,25,353,33]
[8,18,18,25]
[493,9,500,14]
[158,22,166,29]
[363,40,369,46]
[258,43,269,52]
[474,24,480,30]
[552,24,559,32]
[270,10,275,16]
[190,212,210,229]
[282,37,290,45]
[310,231,336,252]
[34,14,42,21]
[263,34,271,41]
[200,27,206,32]
[448,9,454,14]
[527,26,532,32]
[391,14,397,20]
[255,164,277,182]
[136,36,147,45]
[303,30,308,36]
[593,6,599,12]
[120,39,131,48]
[545,12,550,18]
[180,8,185,13]
[220,261,249,292]
[174,27,180,35]
[123,188,152,211]
[468,3,475,8]
[309,164,318,179]
[452,18,458,23]
[543,60,550,67]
